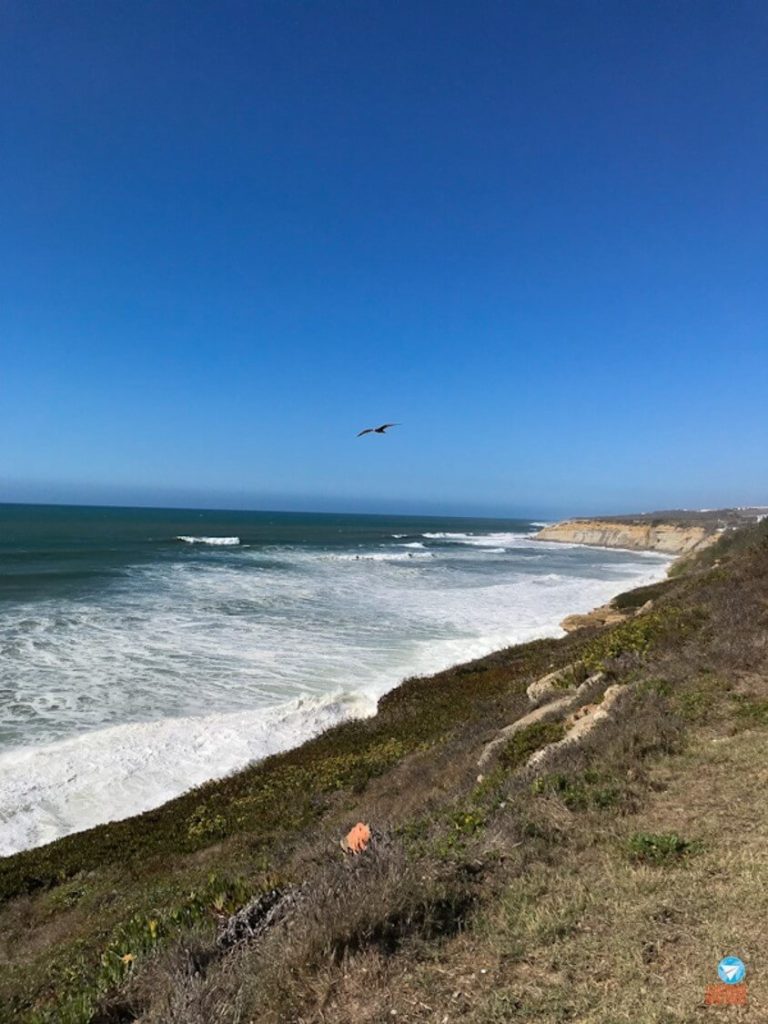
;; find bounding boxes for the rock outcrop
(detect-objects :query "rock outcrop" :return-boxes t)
[478,669,606,769]
[533,518,720,555]
[526,684,627,772]
[525,662,593,702]
[560,602,629,633]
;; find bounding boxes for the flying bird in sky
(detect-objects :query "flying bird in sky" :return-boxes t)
[356,423,400,437]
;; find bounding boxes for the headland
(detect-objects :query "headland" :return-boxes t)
[533,507,766,554]
[2,513,768,1023]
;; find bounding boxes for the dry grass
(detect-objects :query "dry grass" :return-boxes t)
[2,519,768,1023]
[120,705,768,1023]
[190,725,766,1024]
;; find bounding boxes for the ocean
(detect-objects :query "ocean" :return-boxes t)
[0,503,671,856]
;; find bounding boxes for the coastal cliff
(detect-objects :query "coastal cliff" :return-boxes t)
[534,518,720,554]
[2,518,768,1024]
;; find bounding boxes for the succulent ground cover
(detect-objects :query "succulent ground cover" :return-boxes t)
[2,520,767,1023]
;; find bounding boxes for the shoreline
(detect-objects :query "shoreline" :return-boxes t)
[532,518,719,555]
[531,508,767,555]
[0,537,673,859]
[4,518,767,1024]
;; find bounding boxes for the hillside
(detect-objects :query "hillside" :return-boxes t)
[1,520,768,1023]
[533,507,766,554]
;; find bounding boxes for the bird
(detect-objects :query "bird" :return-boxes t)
[356,423,400,437]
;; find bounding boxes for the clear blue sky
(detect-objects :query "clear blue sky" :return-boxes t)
[1,0,766,517]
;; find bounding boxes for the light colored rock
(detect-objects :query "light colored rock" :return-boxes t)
[527,666,577,703]
[533,518,718,555]
[526,684,627,771]
[479,671,606,768]
[560,604,627,633]
[561,594,657,634]
[564,702,598,729]
[477,697,574,769]
[526,665,601,705]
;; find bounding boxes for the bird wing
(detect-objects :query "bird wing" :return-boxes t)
[357,428,374,436]
[378,423,400,431]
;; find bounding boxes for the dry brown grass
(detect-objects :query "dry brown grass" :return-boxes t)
[178,724,766,1024]
[3,520,768,1023]
[120,695,768,1023]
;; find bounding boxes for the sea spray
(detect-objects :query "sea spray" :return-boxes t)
[0,504,672,853]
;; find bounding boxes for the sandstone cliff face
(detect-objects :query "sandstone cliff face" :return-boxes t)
[533,519,719,555]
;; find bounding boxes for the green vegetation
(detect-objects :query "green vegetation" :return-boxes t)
[668,514,767,576]
[531,768,626,810]
[0,633,573,1023]
[549,660,589,689]
[498,720,565,769]
[24,872,259,1024]
[731,693,768,728]
[611,577,675,610]
[626,831,703,865]
[1,516,767,1023]
[581,604,706,671]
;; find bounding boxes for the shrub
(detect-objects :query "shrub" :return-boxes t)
[581,607,706,671]
[448,809,487,837]
[532,769,624,811]
[626,832,702,865]
[551,662,589,690]
[637,678,672,698]
[187,805,227,841]
[498,721,565,771]
[611,579,675,611]
[730,694,768,729]
[26,872,256,1024]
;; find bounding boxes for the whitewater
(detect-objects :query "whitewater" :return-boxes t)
[0,505,672,856]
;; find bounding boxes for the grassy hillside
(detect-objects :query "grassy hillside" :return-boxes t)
[581,507,766,528]
[2,519,767,1023]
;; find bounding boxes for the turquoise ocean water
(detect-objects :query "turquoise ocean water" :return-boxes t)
[0,503,671,855]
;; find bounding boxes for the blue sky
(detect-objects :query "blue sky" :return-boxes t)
[1,0,766,517]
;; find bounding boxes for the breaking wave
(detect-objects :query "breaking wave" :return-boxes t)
[422,531,525,547]
[0,691,374,856]
[177,535,241,546]
[0,511,673,856]
[332,551,434,561]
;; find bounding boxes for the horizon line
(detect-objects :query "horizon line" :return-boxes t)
[0,498,556,522]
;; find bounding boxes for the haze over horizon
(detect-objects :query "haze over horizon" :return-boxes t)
[2,1,767,516]
[2,493,768,523]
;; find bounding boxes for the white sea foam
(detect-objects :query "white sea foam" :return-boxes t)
[177,535,240,545]
[0,531,673,855]
[422,531,526,547]
[0,691,374,856]
[332,551,434,561]
[399,541,426,548]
